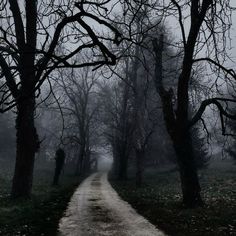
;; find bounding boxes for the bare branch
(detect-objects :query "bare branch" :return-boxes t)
[189,97,236,128]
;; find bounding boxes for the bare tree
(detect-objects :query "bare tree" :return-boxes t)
[56,63,100,176]
[98,59,135,180]
[153,0,236,207]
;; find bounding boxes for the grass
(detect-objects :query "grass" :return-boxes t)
[0,160,83,236]
[110,161,236,236]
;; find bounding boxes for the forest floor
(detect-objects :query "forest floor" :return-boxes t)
[110,161,236,236]
[59,172,165,236]
[0,160,82,236]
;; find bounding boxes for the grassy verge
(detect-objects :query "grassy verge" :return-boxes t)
[110,162,236,236]
[0,163,83,236]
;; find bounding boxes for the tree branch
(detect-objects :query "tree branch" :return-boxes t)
[189,97,236,128]
[0,54,19,98]
[9,0,26,52]
[193,57,236,79]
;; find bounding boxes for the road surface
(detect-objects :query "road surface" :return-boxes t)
[58,172,166,236]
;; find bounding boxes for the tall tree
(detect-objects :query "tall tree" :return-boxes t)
[153,0,236,207]
[99,67,134,180]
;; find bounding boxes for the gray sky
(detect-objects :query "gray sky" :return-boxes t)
[165,6,236,68]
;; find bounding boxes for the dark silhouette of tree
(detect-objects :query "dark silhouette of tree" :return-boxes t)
[99,70,133,180]
[153,0,236,207]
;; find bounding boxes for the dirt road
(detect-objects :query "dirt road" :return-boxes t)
[58,172,166,236]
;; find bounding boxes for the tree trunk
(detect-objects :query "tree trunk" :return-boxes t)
[111,136,120,177]
[135,149,144,187]
[153,36,203,208]
[11,96,39,198]
[75,143,85,176]
[118,149,128,180]
[111,149,119,177]
[84,148,91,173]
[173,130,203,208]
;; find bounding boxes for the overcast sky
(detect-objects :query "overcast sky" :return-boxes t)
[165,5,236,68]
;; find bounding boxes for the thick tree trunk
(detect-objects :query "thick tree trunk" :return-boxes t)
[11,96,39,198]
[173,130,203,208]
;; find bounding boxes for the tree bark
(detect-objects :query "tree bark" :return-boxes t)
[11,95,39,198]
[173,130,203,208]
[161,102,203,207]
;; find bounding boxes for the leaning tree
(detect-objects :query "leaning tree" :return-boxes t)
[0,0,122,198]
[153,0,236,207]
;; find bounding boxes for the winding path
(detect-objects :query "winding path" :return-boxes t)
[58,172,166,236]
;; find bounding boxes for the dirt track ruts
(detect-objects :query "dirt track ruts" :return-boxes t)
[58,172,166,236]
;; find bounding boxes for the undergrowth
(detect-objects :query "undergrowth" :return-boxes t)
[110,161,236,236]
